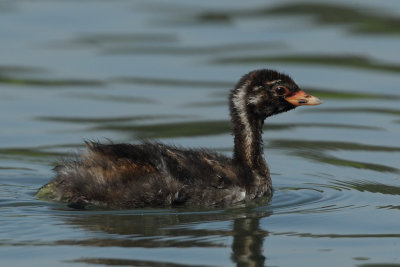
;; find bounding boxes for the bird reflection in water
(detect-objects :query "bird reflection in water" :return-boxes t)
[59,208,270,267]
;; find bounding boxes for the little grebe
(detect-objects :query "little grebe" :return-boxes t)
[37,69,322,209]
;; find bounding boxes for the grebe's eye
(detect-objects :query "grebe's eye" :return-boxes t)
[275,86,288,96]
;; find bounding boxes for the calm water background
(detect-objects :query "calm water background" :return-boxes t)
[1,0,400,266]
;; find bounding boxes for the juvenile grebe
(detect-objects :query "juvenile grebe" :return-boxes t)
[37,69,322,209]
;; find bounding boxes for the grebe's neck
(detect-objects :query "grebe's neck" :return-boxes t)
[230,82,267,171]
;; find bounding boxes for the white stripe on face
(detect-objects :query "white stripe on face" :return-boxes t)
[265,79,281,85]
[247,95,263,105]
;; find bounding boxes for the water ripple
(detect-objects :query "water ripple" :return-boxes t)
[269,185,354,215]
[214,54,400,74]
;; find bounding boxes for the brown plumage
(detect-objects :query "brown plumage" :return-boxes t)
[37,69,322,209]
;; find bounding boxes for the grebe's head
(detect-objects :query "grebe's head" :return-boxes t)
[230,69,322,119]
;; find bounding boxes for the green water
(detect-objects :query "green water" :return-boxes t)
[1,1,400,266]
